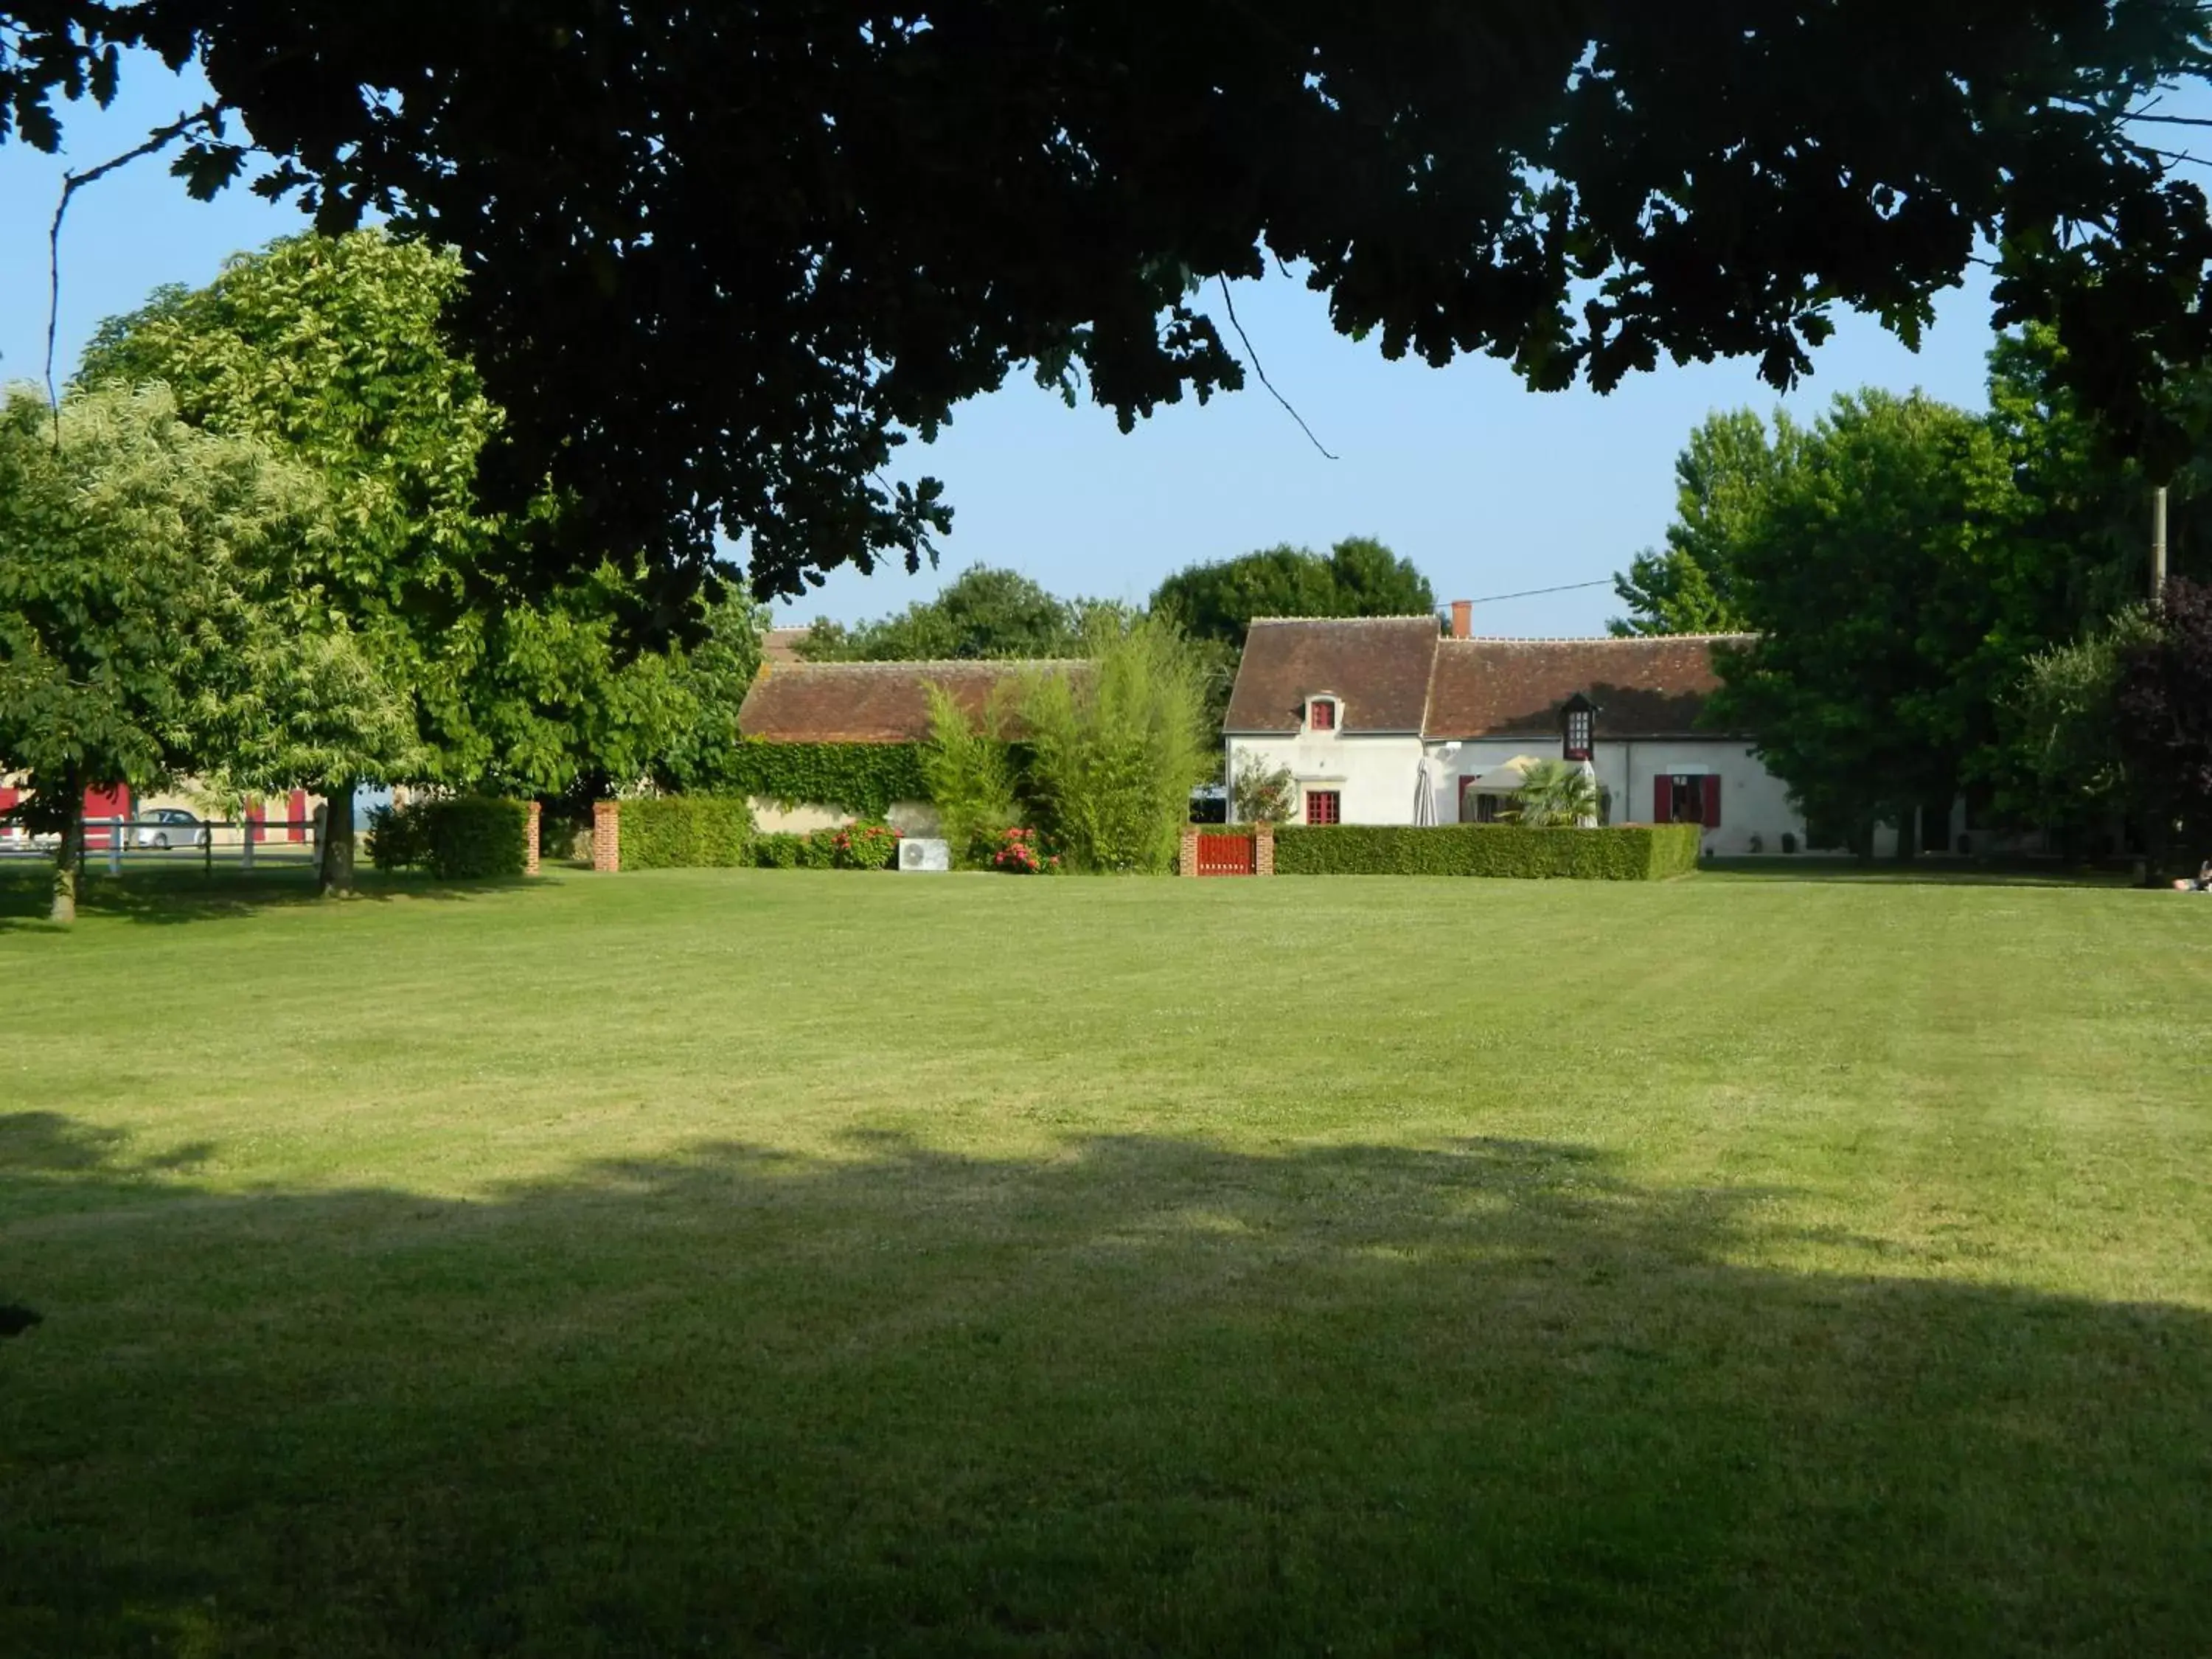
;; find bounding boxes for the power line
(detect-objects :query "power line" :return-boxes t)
[1461,578,1615,606]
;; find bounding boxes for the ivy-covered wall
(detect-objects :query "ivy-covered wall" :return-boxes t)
[723,742,929,818]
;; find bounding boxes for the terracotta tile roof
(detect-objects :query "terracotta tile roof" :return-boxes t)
[1423,634,1749,739]
[760,626,812,665]
[737,658,1081,743]
[1223,616,1443,733]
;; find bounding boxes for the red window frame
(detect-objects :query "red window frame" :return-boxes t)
[1310,698,1336,731]
[1305,789,1342,826]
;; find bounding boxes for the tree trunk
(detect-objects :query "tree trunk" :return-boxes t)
[49,798,83,925]
[319,776,358,897]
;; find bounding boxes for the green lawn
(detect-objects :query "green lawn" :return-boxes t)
[3,863,2210,1655]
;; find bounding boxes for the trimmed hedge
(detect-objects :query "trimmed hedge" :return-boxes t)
[724,742,929,817]
[1273,823,1701,880]
[369,796,530,879]
[621,797,755,870]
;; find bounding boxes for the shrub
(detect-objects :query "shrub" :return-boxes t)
[922,684,1020,866]
[370,796,529,879]
[751,821,902,869]
[831,821,902,871]
[1231,753,1295,824]
[366,803,423,872]
[621,796,754,869]
[1020,616,1210,872]
[1272,823,1702,880]
[986,826,1060,873]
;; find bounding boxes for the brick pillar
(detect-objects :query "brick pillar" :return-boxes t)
[1256,821,1275,877]
[592,799,621,872]
[524,801,542,876]
[1180,824,1200,877]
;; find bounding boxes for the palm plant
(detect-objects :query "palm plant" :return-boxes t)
[1508,759,1599,827]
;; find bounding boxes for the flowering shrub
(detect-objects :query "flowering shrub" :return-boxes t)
[755,821,901,870]
[832,821,902,871]
[987,826,1060,874]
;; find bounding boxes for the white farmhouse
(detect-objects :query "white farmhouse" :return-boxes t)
[1222,611,1810,855]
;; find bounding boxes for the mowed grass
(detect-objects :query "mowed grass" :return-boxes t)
[3,862,2211,1656]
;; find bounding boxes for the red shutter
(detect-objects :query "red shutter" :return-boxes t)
[1654,777,1671,824]
[288,789,307,841]
[1702,775,1722,829]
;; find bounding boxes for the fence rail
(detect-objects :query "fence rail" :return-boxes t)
[0,817,327,875]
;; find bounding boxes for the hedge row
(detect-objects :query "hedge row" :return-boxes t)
[723,742,929,818]
[622,797,755,869]
[1271,823,1702,880]
[368,796,530,880]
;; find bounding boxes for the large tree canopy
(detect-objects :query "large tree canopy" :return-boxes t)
[796,565,1096,663]
[7,4,2211,610]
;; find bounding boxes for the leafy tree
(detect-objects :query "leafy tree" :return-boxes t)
[1611,411,1801,636]
[1988,324,2212,621]
[1152,538,1436,649]
[2004,607,2161,847]
[1019,617,1211,873]
[647,597,770,794]
[19,7,2205,602]
[80,232,706,891]
[0,383,356,921]
[2117,577,2212,866]
[1708,392,2037,856]
[1154,537,1435,741]
[799,566,1085,663]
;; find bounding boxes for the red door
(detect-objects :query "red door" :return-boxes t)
[83,784,130,849]
[288,789,308,841]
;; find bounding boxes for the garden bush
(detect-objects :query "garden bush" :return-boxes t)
[1019,617,1210,873]
[621,797,754,869]
[1273,823,1702,880]
[369,796,529,879]
[751,822,902,870]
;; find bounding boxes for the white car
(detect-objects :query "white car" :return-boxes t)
[134,808,211,850]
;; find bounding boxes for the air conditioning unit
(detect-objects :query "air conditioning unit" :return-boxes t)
[899,837,950,872]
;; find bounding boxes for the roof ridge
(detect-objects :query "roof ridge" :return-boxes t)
[1245,613,1439,625]
[1440,632,1754,644]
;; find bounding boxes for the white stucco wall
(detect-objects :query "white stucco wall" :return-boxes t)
[1225,731,1429,825]
[750,797,941,835]
[1233,731,1813,855]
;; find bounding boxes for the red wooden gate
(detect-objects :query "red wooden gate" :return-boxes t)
[1194,832,1256,876]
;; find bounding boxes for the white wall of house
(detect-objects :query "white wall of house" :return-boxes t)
[751,797,941,835]
[1234,730,1812,854]
[1225,731,1429,825]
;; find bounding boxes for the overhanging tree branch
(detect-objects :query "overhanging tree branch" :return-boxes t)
[46,103,227,435]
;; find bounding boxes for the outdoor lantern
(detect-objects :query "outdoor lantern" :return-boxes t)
[1561,692,1596,762]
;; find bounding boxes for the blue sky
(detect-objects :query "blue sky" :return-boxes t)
[1,57,2027,636]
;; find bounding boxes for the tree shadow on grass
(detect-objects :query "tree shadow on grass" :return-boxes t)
[3,1119,2207,1656]
[0,862,526,931]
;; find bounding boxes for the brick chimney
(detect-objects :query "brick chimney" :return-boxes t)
[1450,599,1472,639]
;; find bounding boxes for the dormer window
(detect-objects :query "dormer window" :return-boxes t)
[1308,696,1338,732]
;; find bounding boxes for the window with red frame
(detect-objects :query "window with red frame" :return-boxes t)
[1305,790,1341,825]
[1310,698,1336,731]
